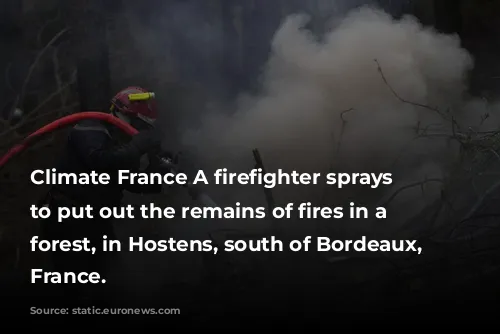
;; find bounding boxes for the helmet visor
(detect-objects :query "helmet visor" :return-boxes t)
[131,114,156,131]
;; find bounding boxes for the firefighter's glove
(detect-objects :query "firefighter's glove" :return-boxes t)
[145,150,175,173]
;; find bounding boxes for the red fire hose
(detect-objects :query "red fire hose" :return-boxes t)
[0,112,138,169]
[0,111,219,207]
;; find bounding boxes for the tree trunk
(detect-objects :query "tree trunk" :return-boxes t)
[61,0,113,111]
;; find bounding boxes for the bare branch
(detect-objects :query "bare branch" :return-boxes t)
[30,70,76,115]
[5,62,15,93]
[17,28,69,111]
[374,59,447,118]
[0,71,76,141]
[37,9,62,47]
[52,47,67,107]
[379,178,444,207]
[321,108,354,204]
[340,108,354,122]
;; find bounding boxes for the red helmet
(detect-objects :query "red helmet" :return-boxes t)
[110,86,158,125]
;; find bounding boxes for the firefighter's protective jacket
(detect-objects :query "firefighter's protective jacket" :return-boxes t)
[49,119,163,207]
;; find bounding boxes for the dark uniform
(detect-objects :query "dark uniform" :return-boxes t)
[39,118,163,306]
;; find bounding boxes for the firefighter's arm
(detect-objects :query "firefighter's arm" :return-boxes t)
[69,120,160,172]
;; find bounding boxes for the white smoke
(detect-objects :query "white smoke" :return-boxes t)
[181,7,500,227]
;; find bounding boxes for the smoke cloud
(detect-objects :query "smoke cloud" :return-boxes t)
[180,6,500,228]
[109,4,500,300]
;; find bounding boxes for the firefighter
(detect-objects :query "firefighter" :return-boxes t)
[39,86,168,307]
